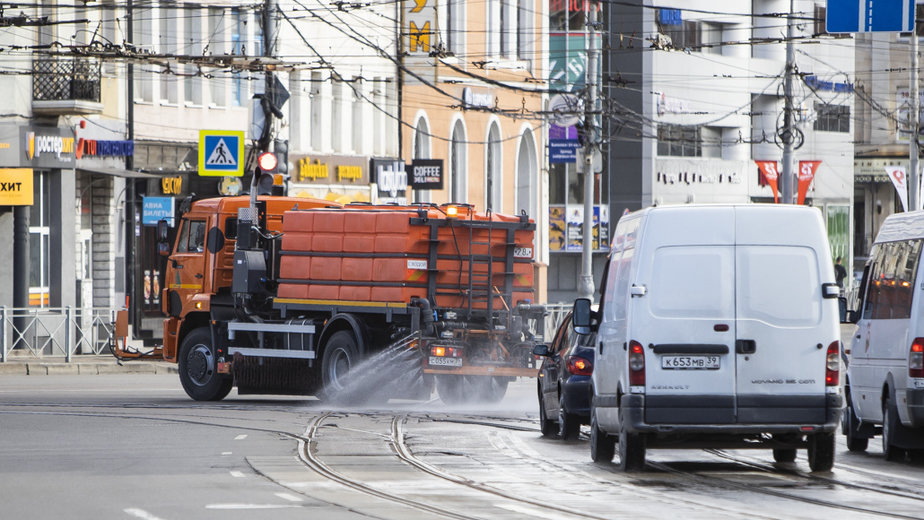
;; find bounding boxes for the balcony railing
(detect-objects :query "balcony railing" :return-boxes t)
[32,57,104,115]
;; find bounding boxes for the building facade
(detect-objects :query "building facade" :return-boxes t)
[600,0,855,297]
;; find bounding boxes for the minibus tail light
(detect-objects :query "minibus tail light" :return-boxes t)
[825,341,840,386]
[910,338,924,378]
[628,340,645,386]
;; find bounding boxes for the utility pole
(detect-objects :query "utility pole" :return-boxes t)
[579,3,598,299]
[910,23,920,212]
[780,0,796,204]
[251,0,276,210]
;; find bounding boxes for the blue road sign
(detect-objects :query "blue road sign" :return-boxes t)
[826,0,915,33]
[198,130,245,176]
[549,139,581,163]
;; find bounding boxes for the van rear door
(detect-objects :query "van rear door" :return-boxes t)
[634,208,737,425]
[734,245,827,424]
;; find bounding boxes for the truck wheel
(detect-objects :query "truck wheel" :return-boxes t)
[320,331,359,397]
[807,432,835,472]
[436,375,465,405]
[477,377,509,403]
[558,393,581,440]
[882,395,907,462]
[178,328,232,401]
[590,408,615,463]
[844,396,869,452]
[773,449,797,463]
[538,387,556,438]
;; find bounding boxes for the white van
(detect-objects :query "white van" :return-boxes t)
[573,204,843,471]
[842,211,924,461]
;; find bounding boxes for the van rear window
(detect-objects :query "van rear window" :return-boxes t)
[863,239,921,320]
[738,246,820,326]
[650,246,734,319]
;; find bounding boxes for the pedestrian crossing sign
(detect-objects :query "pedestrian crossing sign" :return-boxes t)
[198,130,245,177]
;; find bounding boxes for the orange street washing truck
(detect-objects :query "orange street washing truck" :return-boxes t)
[112,195,545,403]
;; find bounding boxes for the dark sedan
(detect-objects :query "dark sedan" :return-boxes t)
[534,311,595,440]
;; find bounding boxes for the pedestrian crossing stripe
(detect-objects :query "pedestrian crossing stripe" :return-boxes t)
[198,130,245,177]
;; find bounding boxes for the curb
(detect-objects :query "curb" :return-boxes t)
[0,361,178,376]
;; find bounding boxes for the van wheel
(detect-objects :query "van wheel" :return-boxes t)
[772,449,797,463]
[538,387,556,438]
[807,432,835,472]
[882,395,907,462]
[844,398,869,452]
[178,327,232,401]
[618,427,646,471]
[558,393,581,440]
[590,408,615,463]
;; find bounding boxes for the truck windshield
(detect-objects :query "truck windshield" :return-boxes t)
[177,220,206,253]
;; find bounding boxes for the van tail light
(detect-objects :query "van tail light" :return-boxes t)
[825,341,840,386]
[910,338,924,378]
[567,356,593,376]
[628,340,645,386]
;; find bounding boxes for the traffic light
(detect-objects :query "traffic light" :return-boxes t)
[274,139,289,176]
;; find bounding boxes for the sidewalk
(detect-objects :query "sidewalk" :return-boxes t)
[0,354,177,376]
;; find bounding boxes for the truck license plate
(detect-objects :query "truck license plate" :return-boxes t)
[429,356,462,367]
[661,355,720,370]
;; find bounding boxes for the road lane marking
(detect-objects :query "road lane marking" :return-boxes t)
[494,503,564,520]
[234,434,247,440]
[229,470,246,478]
[274,493,303,502]
[222,452,232,455]
[124,508,167,520]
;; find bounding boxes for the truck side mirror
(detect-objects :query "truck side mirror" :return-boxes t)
[572,298,592,335]
[157,219,169,242]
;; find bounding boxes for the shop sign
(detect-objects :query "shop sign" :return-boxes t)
[75,139,134,159]
[218,176,242,196]
[405,0,434,54]
[0,168,33,206]
[409,159,443,190]
[142,196,176,226]
[370,158,407,203]
[161,176,183,195]
[462,88,495,109]
[293,155,369,184]
[20,126,76,168]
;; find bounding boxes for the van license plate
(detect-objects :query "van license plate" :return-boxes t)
[661,355,720,370]
[429,356,463,367]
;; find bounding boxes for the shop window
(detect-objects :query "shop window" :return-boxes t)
[29,172,50,307]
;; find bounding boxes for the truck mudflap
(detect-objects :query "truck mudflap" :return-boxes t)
[109,309,165,361]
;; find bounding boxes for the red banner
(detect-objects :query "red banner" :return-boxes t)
[797,160,821,205]
[755,160,779,203]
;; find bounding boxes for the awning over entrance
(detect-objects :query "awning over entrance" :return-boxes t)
[77,166,161,179]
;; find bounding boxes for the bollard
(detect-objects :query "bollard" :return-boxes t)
[1,306,6,363]
[65,306,72,363]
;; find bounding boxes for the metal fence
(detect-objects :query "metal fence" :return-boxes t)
[542,302,572,342]
[0,307,119,362]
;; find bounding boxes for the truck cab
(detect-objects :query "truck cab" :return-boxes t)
[160,196,332,362]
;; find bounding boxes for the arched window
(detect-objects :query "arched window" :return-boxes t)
[485,122,501,211]
[414,117,431,202]
[516,128,537,218]
[450,120,467,203]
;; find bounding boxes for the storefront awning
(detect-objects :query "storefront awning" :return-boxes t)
[78,166,161,179]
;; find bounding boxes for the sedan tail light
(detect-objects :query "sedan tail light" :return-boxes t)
[825,341,840,386]
[910,338,924,378]
[567,356,593,376]
[628,340,645,386]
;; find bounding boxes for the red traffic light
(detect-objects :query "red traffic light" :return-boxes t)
[258,152,278,171]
